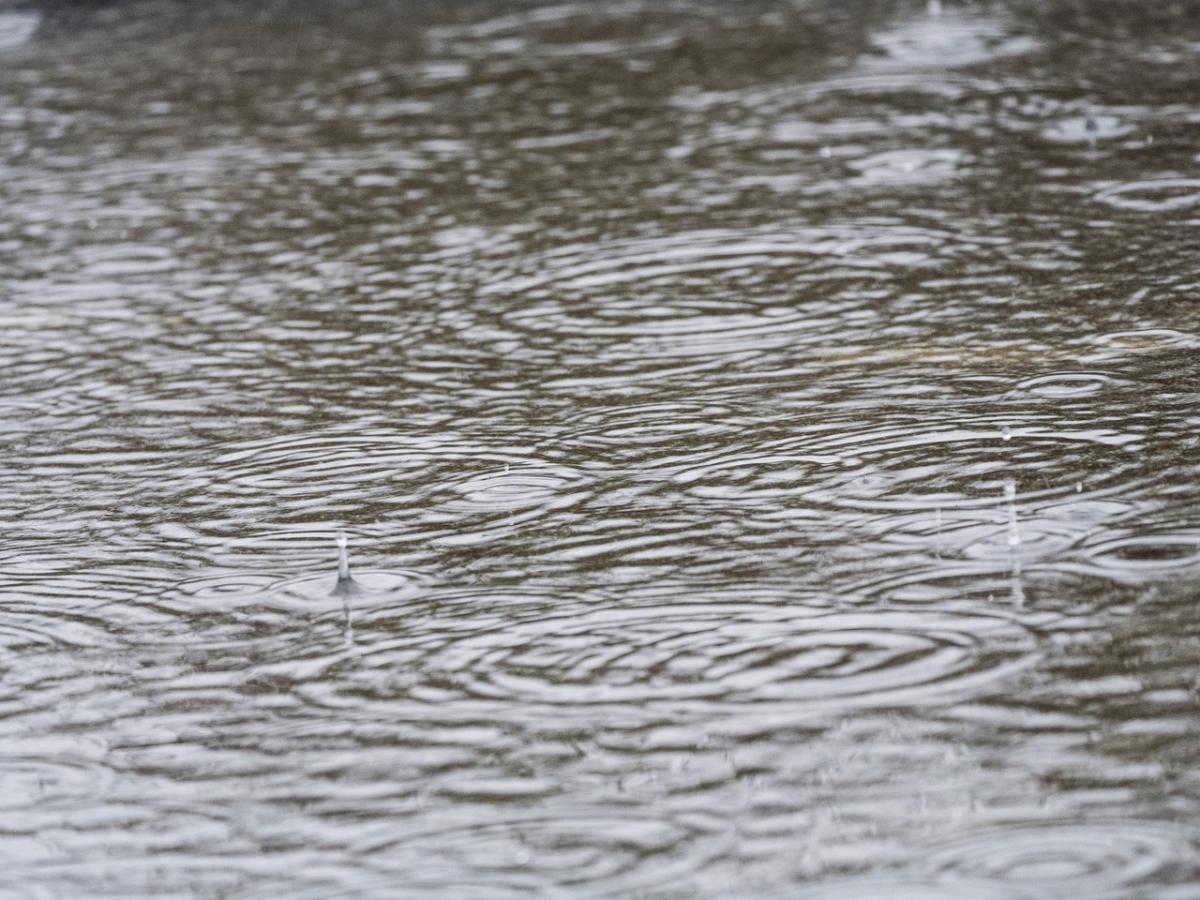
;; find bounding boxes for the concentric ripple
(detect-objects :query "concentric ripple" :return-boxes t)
[4,0,1200,896]
[865,9,1038,69]
[1042,114,1134,145]
[0,744,114,812]
[480,225,961,358]
[159,560,427,614]
[847,148,965,186]
[670,449,847,503]
[395,603,1037,710]
[351,810,728,898]
[210,430,502,497]
[792,875,1036,900]
[273,567,428,605]
[439,463,591,514]
[921,820,1197,895]
[1082,328,1200,360]
[1078,528,1200,581]
[1094,178,1200,212]
[193,430,595,536]
[558,401,748,469]
[672,421,1148,514]
[1007,371,1119,399]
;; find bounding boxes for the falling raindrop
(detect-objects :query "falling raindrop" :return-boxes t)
[1005,480,1025,608]
[1005,480,1021,549]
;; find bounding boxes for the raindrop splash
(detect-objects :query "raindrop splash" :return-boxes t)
[1005,479,1025,608]
[1005,480,1021,550]
[332,533,362,599]
[333,533,359,643]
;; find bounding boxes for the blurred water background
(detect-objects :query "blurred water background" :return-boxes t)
[1,0,1199,896]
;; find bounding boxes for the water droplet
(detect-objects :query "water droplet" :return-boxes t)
[1005,479,1022,548]
[332,533,362,598]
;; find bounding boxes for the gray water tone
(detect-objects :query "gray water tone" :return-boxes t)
[2,0,1200,896]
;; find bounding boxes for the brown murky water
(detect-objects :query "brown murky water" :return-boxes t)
[2,0,1199,896]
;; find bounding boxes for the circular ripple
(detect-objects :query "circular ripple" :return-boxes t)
[876,492,1137,556]
[562,401,741,452]
[1008,371,1117,398]
[677,422,1147,513]
[1042,115,1134,145]
[397,603,1036,710]
[208,432,559,496]
[672,450,847,502]
[1082,328,1200,360]
[242,878,530,900]
[161,564,426,614]
[354,811,727,898]
[1094,178,1200,212]
[439,463,592,514]
[169,571,278,605]
[274,568,427,604]
[0,752,115,812]
[921,820,1194,893]
[1080,529,1200,580]
[0,618,72,651]
[479,226,953,358]
[841,565,1035,608]
[195,431,592,533]
[793,875,1034,900]
[818,426,1146,513]
[0,601,123,652]
[848,148,965,186]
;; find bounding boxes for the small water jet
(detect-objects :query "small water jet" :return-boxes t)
[1005,479,1025,608]
[331,534,360,644]
[331,533,363,599]
[1005,479,1021,551]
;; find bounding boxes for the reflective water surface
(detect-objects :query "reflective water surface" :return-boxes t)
[2,0,1200,895]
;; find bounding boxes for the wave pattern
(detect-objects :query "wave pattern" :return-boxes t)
[306,599,1040,713]
[2,0,1200,896]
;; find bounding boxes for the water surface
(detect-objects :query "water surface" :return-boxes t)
[1,0,1199,896]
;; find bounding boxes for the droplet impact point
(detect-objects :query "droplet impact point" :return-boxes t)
[332,533,362,598]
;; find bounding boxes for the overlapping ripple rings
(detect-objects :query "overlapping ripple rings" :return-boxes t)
[422,605,1036,709]
[792,876,1036,900]
[4,0,1200,896]
[297,584,1041,722]
[921,820,1199,897]
[480,224,963,362]
[349,810,729,900]
[1078,529,1200,582]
